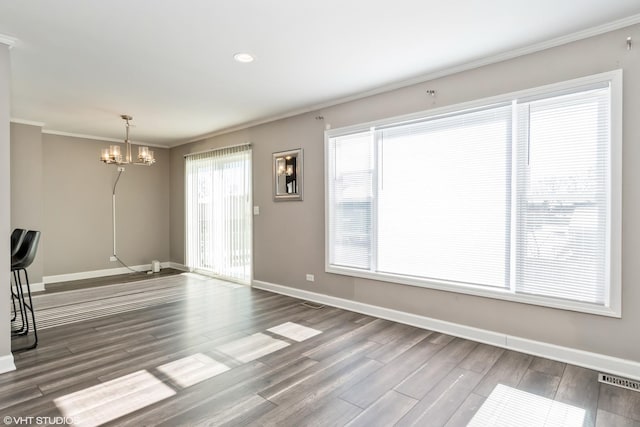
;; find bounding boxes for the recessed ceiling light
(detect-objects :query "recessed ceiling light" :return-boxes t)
[234,53,255,63]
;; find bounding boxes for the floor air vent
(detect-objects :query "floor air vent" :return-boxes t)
[598,373,640,392]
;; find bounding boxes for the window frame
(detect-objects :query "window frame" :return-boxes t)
[324,70,622,317]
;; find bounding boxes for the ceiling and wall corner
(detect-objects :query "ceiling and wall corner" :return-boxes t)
[0,1,639,147]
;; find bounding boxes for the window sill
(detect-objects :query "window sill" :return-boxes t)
[326,265,621,318]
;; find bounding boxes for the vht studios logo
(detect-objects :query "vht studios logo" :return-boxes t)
[3,416,77,425]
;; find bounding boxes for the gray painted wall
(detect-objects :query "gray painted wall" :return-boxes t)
[170,24,640,362]
[1,45,11,360]
[41,134,171,276]
[10,123,43,284]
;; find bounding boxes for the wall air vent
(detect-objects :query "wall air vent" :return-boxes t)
[598,373,640,393]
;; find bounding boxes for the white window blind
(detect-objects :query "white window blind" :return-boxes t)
[516,87,610,305]
[326,71,621,315]
[185,145,252,284]
[328,106,512,286]
[377,106,511,288]
[328,131,374,270]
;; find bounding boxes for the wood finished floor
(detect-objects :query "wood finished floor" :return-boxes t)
[3,273,640,426]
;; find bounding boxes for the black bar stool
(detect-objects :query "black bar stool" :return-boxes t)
[11,230,41,351]
[10,229,27,327]
[11,229,26,256]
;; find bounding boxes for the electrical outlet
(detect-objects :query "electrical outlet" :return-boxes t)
[117,166,125,172]
[110,255,117,262]
[306,274,314,282]
[253,206,260,215]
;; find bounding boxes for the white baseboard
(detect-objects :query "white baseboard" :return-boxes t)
[25,282,44,293]
[10,281,45,294]
[0,353,16,375]
[43,261,184,285]
[253,280,640,382]
[44,264,153,284]
[29,282,44,292]
[164,262,189,272]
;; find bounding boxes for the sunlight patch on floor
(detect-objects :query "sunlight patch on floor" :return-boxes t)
[54,370,176,427]
[267,321,322,342]
[468,384,585,427]
[157,353,230,388]
[216,332,290,362]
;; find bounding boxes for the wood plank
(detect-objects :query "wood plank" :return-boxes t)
[395,338,478,399]
[214,332,290,363]
[0,385,43,412]
[517,369,562,399]
[301,319,395,361]
[528,356,566,377]
[367,326,432,364]
[468,382,589,427]
[2,379,105,421]
[396,368,483,427]
[365,321,418,345]
[258,340,380,404]
[159,393,275,427]
[346,390,417,427]
[298,306,344,325]
[256,315,364,368]
[457,343,504,375]
[340,337,442,408]
[0,347,132,393]
[115,357,316,426]
[598,383,640,422]
[443,393,486,427]
[37,336,217,394]
[251,358,383,426]
[266,321,322,342]
[301,398,362,427]
[99,334,249,383]
[428,332,456,346]
[52,370,177,427]
[596,409,640,427]
[472,350,533,398]
[554,364,601,427]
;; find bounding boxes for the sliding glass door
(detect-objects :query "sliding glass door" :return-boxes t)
[185,145,252,284]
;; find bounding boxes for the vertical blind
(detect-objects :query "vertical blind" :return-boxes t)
[327,76,615,310]
[185,145,252,284]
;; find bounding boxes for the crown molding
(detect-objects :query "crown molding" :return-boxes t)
[10,118,45,127]
[177,13,640,147]
[0,33,17,48]
[42,129,169,149]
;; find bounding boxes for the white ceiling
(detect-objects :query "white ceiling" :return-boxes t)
[1,1,639,147]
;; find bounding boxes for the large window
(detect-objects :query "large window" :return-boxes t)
[326,71,621,316]
[186,145,252,284]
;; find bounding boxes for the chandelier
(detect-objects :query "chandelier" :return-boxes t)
[99,115,155,166]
